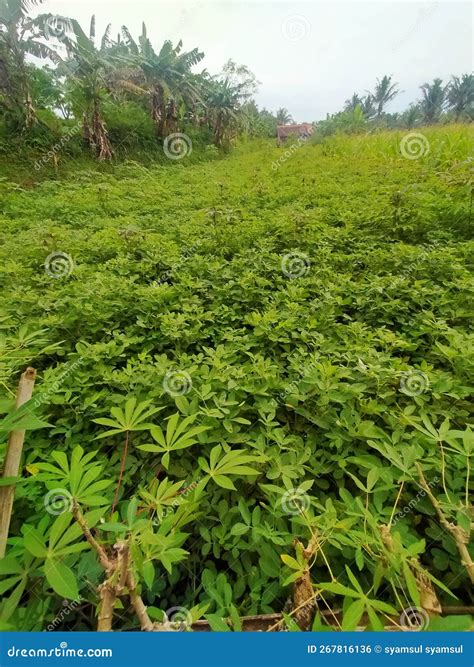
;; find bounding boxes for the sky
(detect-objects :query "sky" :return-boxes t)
[37,1,473,122]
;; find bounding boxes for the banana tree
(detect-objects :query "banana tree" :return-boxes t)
[204,77,244,147]
[58,16,120,160]
[119,23,204,136]
[0,0,59,129]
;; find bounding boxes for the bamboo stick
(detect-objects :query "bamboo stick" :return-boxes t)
[0,367,36,558]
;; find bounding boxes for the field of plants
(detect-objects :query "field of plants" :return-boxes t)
[0,125,473,633]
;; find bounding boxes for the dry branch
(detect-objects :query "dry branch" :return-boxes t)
[417,465,474,584]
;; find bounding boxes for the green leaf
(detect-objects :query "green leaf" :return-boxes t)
[23,528,48,558]
[44,558,79,599]
[281,554,302,571]
[341,599,365,630]
[402,562,421,607]
[0,477,19,487]
[205,614,230,631]
[230,522,249,536]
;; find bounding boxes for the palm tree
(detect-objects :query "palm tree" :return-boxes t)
[0,0,59,128]
[419,78,446,123]
[371,75,400,117]
[59,16,119,159]
[401,103,421,129]
[275,107,293,124]
[119,24,204,136]
[360,94,376,119]
[344,93,363,113]
[446,74,474,120]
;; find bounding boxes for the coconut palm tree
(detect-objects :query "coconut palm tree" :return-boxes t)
[275,107,293,124]
[344,93,363,113]
[360,94,376,119]
[419,78,446,123]
[0,0,59,128]
[371,75,400,117]
[401,103,421,129]
[446,74,474,120]
[119,23,204,136]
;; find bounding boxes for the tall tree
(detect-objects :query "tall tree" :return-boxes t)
[120,23,204,136]
[360,94,376,119]
[275,107,293,124]
[371,75,400,117]
[344,93,363,113]
[446,74,474,120]
[419,78,446,123]
[59,16,118,159]
[401,103,421,129]
[204,76,244,147]
[0,0,58,128]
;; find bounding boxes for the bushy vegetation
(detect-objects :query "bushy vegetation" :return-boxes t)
[0,124,472,632]
[1,2,472,164]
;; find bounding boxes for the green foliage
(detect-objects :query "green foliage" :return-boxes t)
[0,126,472,631]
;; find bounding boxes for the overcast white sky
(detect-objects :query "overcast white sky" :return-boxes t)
[38,1,473,122]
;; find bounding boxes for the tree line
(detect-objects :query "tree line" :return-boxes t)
[0,0,261,158]
[1,1,472,161]
[318,74,473,136]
